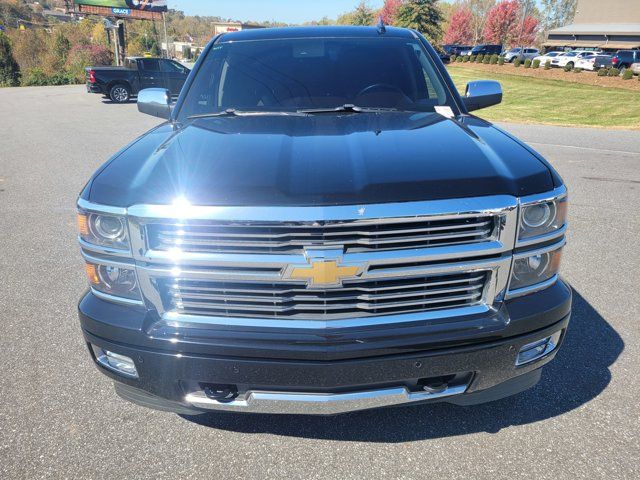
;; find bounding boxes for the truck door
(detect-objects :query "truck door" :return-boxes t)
[160,60,190,95]
[138,59,165,90]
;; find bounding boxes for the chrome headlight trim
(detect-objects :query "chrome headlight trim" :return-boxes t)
[516,185,568,247]
[506,239,566,299]
[77,199,132,255]
[81,251,145,307]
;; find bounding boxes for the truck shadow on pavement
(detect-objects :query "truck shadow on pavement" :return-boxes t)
[181,290,623,441]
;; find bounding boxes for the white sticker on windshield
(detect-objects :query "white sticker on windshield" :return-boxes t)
[435,106,455,118]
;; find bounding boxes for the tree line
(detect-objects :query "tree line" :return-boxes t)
[0,0,578,88]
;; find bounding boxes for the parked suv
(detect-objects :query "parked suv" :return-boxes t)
[504,47,540,63]
[77,26,571,416]
[467,44,503,56]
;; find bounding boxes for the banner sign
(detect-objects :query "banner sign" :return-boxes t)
[74,1,168,13]
[77,4,163,20]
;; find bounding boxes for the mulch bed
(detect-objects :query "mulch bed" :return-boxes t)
[448,62,640,91]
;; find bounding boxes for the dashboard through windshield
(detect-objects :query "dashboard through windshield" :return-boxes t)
[177,37,457,120]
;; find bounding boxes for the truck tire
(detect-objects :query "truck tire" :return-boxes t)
[109,84,131,103]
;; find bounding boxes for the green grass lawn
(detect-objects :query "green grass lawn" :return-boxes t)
[448,67,640,129]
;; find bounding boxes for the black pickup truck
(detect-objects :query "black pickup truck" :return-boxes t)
[77,26,571,416]
[86,57,190,103]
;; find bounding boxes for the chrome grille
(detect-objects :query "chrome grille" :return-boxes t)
[145,216,497,255]
[159,271,488,319]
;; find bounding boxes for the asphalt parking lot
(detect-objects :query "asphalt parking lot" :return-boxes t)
[0,85,639,479]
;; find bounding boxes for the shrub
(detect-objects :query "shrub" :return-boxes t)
[457,55,463,62]
[22,68,46,86]
[0,32,21,87]
[483,55,490,64]
[513,57,521,67]
[597,68,608,76]
[489,54,498,64]
[544,60,551,70]
[450,54,457,62]
[65,44,112,83]
[563,64,573,72]
[608,67,620,77]
[21,68,76,86]
[476,54,484,63]
[532,59,540,69]
[463,55,469,63]
[572,67,582,73]
[470,55,476,62]
[524,58,532,68]
[498,56,505,65]
[622,68,633,80]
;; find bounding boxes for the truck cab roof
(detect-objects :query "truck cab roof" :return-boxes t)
[218,25,417,43]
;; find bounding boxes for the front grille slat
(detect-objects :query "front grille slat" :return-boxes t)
[155,219,493,240]
[163,271,488,320]
[168,282,484,305]
[156,228,493,249]
[147,216,496,255]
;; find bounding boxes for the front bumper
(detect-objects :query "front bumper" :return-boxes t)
[79,280,571,415]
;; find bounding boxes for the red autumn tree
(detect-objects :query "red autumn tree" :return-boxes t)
[512,15,540,46]
[379,0,404,25]
[482,0,519,46]
[443,7,474,45]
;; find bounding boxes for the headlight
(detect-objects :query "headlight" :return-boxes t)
[77,211,129,250]
[518,196,568,241]
[509,244,564,292]
[85,261,142,302]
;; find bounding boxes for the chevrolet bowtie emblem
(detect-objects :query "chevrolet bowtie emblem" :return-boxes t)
[288,260,362,288]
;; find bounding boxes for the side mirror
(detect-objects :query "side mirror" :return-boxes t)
[463,80,502,112]
[137,88,172,119]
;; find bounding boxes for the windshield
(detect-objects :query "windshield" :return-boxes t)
[509,48,521,53]
[177,37,455,120]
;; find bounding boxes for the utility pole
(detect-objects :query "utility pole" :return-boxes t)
[518,1,530,55]
[162,12,169,59]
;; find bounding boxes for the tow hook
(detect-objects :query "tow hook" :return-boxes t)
[202,384,239,403]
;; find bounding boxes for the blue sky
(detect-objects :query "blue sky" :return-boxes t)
[170,0,386,24]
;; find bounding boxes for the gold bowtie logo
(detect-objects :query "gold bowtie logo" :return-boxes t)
[289,260,361,287]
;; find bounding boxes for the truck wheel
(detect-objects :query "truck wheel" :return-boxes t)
[109,84,130,103]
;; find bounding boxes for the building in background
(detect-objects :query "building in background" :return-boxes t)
[211,21,264,36]
[544,0,640,51]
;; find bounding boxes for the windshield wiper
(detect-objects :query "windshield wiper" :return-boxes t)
[188,109,306,119]
[297,104,399,114]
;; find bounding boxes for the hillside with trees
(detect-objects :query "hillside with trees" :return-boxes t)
[0,0,578,88]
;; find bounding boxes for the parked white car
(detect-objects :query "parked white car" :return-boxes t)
[551,51,601,69]
[631,62,640,75]
[533,51,564,65]
[575,54,598,71]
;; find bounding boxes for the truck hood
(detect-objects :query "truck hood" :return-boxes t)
[87,112,555,207]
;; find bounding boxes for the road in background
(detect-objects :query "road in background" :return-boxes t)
[0,85,638,479]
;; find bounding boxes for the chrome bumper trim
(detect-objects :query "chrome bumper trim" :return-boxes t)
[184,384,468,415]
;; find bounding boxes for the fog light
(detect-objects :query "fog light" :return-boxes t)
[91,345,138,378]
[516,331,562,366]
